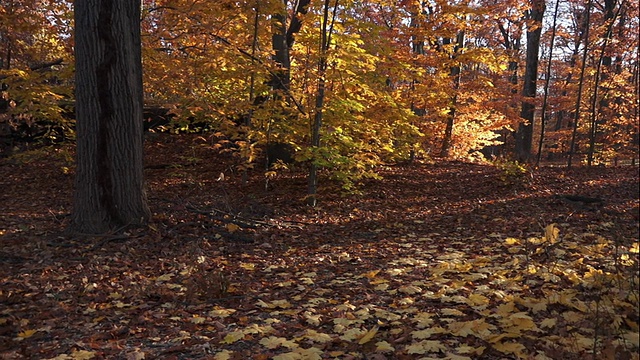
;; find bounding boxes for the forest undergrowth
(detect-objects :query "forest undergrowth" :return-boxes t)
[0,134,638,360]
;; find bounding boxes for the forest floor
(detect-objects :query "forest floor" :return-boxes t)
[0,134,638,360]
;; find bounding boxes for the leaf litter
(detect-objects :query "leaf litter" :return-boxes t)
[0,134,638,359]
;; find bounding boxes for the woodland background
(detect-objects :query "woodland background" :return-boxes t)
[0,0,638,175]
[0,0,639,359]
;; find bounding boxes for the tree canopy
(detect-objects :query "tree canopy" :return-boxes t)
[0,0,638,178]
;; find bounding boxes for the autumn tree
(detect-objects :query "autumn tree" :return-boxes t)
[70,0,150,233]
[0,0,73,142]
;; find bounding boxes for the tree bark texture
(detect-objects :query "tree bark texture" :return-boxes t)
[440,31,464,158]
[516,0,545,162]
[71,0,150,234]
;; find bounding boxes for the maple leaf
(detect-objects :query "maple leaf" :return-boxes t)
[493,341,526,357]
[455,345,486,355]
[446,353,473,360]
[398,284,422,294]
[375,341,395,352]
[304,311,322,326]
[259,336,298,349]
[374,283,390,291]
[209,308,236,318]
[412,326,445,339]
[340,327,366,341]
[503,312,538,332]
[304,329,332,343]
[413,312,435,328]
[441,308,465,316]
[406,339,446,354]
[467,293,489,306]
[539,318,557,329]
[190,315,206,324]
[448,320,476,337]
[221,330,245,344]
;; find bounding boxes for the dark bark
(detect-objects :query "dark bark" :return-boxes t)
[440,31,464,158]
[70,0,150,234]
[269,0,310,93]
[515,0,545,162]
[568,0,594,168]
[587,0,619,166]
[536,0,560,166]
[308,0,337,207]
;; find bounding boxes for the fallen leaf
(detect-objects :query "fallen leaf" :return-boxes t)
[358,325,379,344]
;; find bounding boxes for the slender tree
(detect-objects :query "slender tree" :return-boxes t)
[70,0,150,234]
[440,31,465,158]
[515,0,545,162]
[536,0,560,166]
[308,0,337,207]
[586,0,625,166]
[568,0,593,168]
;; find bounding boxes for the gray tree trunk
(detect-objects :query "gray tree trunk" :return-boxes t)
[70,0,150,234]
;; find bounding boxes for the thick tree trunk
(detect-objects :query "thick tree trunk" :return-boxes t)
[70,0,150,234]
[515,0,545,162]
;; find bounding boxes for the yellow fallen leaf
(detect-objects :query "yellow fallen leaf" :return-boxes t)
[540,318,556,329]
[441,308,465,316]
[358,325,379,344]
[505,237,520,245]
[226,223,240,233]
[155,273,173,282]
[376,341,395,352]
[71,350,96,360]
[240,262,256,270]
[15,329,38,341]
[412,326,445,339]
[361,270,380,279]
[209,308,236,318]
[468,294,489,306]
[17,329,37,339]
[272,352,301,360]
[398,285,422,294]
[259,336,298,349]
[304,329,332,343]
[213,350,233,360]
[406,339,446,354]
[190,316,206,324]
[375,283,390,291]
[221,330,245,344]
[493,341,526,357]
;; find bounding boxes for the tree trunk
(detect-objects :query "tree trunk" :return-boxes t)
[568,0,594,168]
[440,31,464,158]
[587,0,618,166]
[536,0,560,166]
[308,0,334,207]
[70,0,150,234]
[515,0,545,162]
[269,0,310,94]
